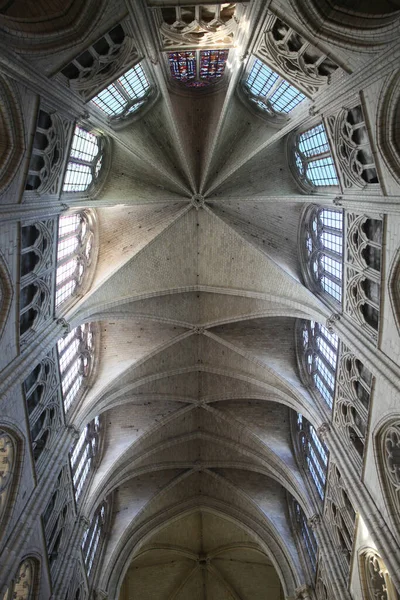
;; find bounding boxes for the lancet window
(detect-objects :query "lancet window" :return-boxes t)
[334,346,372,464]
[82,500,107,577]
[43,464,75,579]
[19,220,55,344]
[23,353,63,467]
[168,50,229,87]
[292,499,318,572]
[301,320,339,409]
[244,58,306,115]
[2,558,39,600]
[91,64,150,119]
[324,464,356,571]
[56,212,93,308]
[360,550,399,600]
[63,127,103,193]
[0,430,16,529]
[64,561,86,600]
[304,207,344,303]
[70,417,100,503]
[379,420,400,538]
[297,413,328,499]
[57,323,94,413]
[294,123,339,189]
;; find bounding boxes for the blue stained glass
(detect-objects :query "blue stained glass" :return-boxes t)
[168,51,196,83]
[168,49,228,88]
[200,50,229,82]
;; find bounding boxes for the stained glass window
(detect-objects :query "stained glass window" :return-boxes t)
[302,320,339,408]
[2,558,38,600]
[91,64,150,118]
[57,323,94,412]
[56,213,93,308]
[245,58,306,114]
[295,123,339,187]
[63,127,103,193]
[70,416,100,502]
[293,500,318,572]
[168,49,228,87]
[305,207,343,303]
[297,413,329,499]
[82,501,107,577]
[0,431,16,527]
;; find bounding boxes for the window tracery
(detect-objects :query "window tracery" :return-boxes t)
[292,499,318,572]
[379,420,400,537]
[25,108,72,196]
[315,561,333,600]
[297,413,329,499]
[43,464,75,580]
[63,127,103,193]
[82,500,107,577]
[0,429,16,529]
[301,320,339,409]
[334,346,372,465]
[324,464,356,571]
[23,352,63,468]
[168,49,229,87]
[243,57,306,116]
[2,558,39,600]
[157,4,239,50]
[293,123,339,191]
[19,220,55,344]
[303,206,343,303]
[56,213,93,308]
[70,417,100,503]
[327,104,379,190]
[360,550,399,600]
[57,323,94,413]
[64,560,87,600]
[256,12,340,97]
[58,22,139,101]
[90,64,151,120]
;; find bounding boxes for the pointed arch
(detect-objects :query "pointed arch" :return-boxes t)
[2,556,40,600]
[375,417,400,541]
[0,74,24,194]
[0,427,21,541]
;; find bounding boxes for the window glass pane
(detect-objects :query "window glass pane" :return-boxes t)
[200,50,228,83]
[168,51,196,83]
[299,123,330,158]
[306,157,338,186]
[246,58,305,113]
[91,64,150,116]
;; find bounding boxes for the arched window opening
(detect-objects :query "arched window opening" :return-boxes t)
[297,413,328,499]
[316,562,333,600]
[304,207,344,303]
[63,127,103,193]
[292,499,318,573]
[2,557,39,600]
[82,500,107,577]
[42,465,74,579]
[294,123,339,189]
[360,550,399,600]
[324,464,356,570]
[0,430,17,530]
[19,221,53,344]
[301,320,339,409]
[90,64,151,119]
[57,323,94,413]
[64,560,86,600]
[335,347,372,465]
[244,58,306,115]
[168,49,229,88]
[56,213,93,308]
[70,417,100,503]
[23,353,62,467]
[379,420,400,537]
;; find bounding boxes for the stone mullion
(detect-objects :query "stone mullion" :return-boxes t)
[309,516,351,600]
[322,425,400,590]
[0,427,77,590]
[0,41,85,121]
[53,515,89,599]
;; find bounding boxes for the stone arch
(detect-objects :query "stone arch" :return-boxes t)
[377,71,400,185]
[375,416,400,540]
[0,426,22,543]
[389,246,400,336]
[290,0,400,52]
[358,547,399,600]
[0,249,13,343]
[2,556,41,600]
[0,0,106,54]
[0,75,24,194]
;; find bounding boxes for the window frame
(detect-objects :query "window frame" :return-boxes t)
[62,126,105,195]
[165,49,230,92]
[296,412,329,501]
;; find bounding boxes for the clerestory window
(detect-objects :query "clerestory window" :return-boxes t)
[82,500,107,577]
[91,63,150,118]
[168,49,228,87]
[244,58,306,114]
[57,323,94,413]
[305,207,343,303]
[292,500,318,572]
[302,320,339,408]
[55,212,93,308]
[70,416,100,503]
[295,123,339,188]
[297,413,329,499]
[63,127,103,193]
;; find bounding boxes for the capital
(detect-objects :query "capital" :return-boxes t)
[308,514,321,531]
[317,422,330,440]
[326,313,340,333]
[295,584,312,599]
